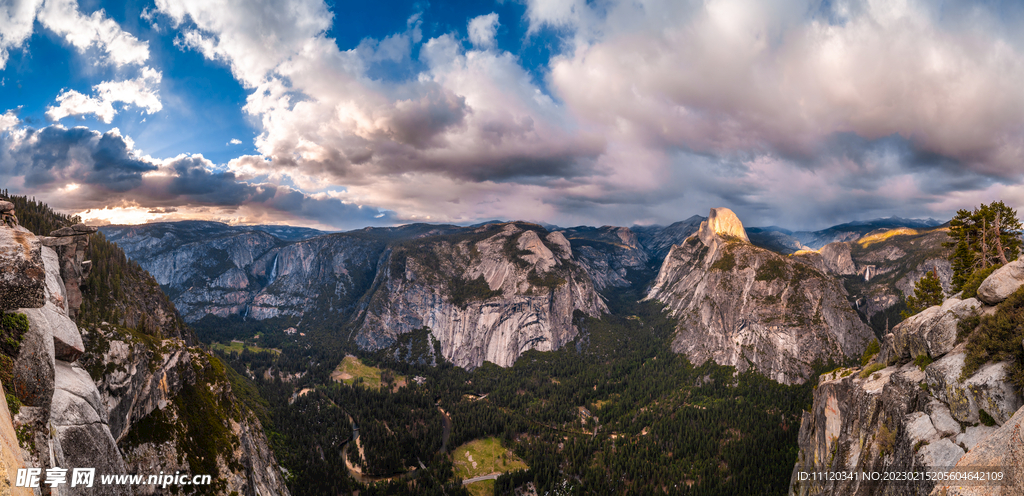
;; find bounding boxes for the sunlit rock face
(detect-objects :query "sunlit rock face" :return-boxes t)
[645,208,872,385]
[354,223,607,368]
[699,207,750,244]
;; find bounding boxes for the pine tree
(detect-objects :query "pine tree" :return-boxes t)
[950,239,976,291]
[902,270,944,319]
[947,201,1023,291]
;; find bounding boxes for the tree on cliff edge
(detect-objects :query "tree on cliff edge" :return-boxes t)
[947,201,1023,291]
[901,270,944,319]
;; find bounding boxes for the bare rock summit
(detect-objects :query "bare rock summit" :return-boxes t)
[698,207,750,245]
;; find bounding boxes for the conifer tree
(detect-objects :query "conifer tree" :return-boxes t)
[947,201,1023,291]
[902,270,944,319]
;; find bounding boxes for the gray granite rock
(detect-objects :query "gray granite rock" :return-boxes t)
[927,401,963,438]
[889,297,981,361]
[935,404,1024,496]
[0,225,45,310]
[976,259,1024,305]
[907,411,940,444]
[955,425,997,451]
[925,351,1023,425]
[646,208,872,384]
[918,438,965,468]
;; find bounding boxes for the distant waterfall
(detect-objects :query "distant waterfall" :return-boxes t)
[268,254,279,285]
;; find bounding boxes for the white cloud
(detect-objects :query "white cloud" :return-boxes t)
[467,13,499,49]
[156,0,333,87]
[0,109,20,131]
[36,0,149,67]
[46,68,163,123]
[0,0,43,69]
[547,0,1024,175]
[138,0,1024,228]
[229,138,242,145]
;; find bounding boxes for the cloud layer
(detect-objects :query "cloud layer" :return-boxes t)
[0,122,394,229]
[5,0,1024,230]
[144,0,1024,228]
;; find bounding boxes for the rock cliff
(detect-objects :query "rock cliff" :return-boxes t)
[353,222,606,368]
[100,222,462,323]
[645,208,873,384]
[789,261,1024,496]
[3,221,132,496]
[559,225,650,291]
[0,204,289,496]
[99,214,954,378]
[104,221,608,369]
[633,215,705,261]
[843,227,953,333]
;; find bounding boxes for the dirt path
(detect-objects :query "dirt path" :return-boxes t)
[463,473,501,485]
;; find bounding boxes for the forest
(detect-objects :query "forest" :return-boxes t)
[215,276,830,495]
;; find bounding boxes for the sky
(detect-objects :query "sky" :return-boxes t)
[2,0,1024,231]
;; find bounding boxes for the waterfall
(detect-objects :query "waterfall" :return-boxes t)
[268,254,279,285]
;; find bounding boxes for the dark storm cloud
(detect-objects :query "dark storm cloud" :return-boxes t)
[2,126,156,192]
[1,125,396,229]
[384,86,469,150]
[138,155,398,227]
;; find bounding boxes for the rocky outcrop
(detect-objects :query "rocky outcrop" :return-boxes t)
[559,226,650,290]
[933,404,1024,496]
[790,362,935,496]
[4,219,130,495]
[354,223,606,368]
[80,322,289,496]
[2,207,289,496]
[0,224,45,311]
[886,297,982,361]
[976,259,1024,306]
[790,358,1023,496]
[0,381,31,496]
[790,264,1024,496]
[645,208,873,384]
[40,223,98,319]
[0,200,17,227]
[923,349,1022,425]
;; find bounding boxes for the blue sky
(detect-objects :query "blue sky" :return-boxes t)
[1,0,556,164]
[2,0,1024,230]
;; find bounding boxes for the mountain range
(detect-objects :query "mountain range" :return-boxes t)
[97,210,946,383]
[6,196,1023,496]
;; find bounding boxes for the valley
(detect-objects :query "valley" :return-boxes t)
[92,207,939,494]
[5,195,1022,496]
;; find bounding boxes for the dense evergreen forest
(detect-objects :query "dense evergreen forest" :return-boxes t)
[216,278,828,496]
